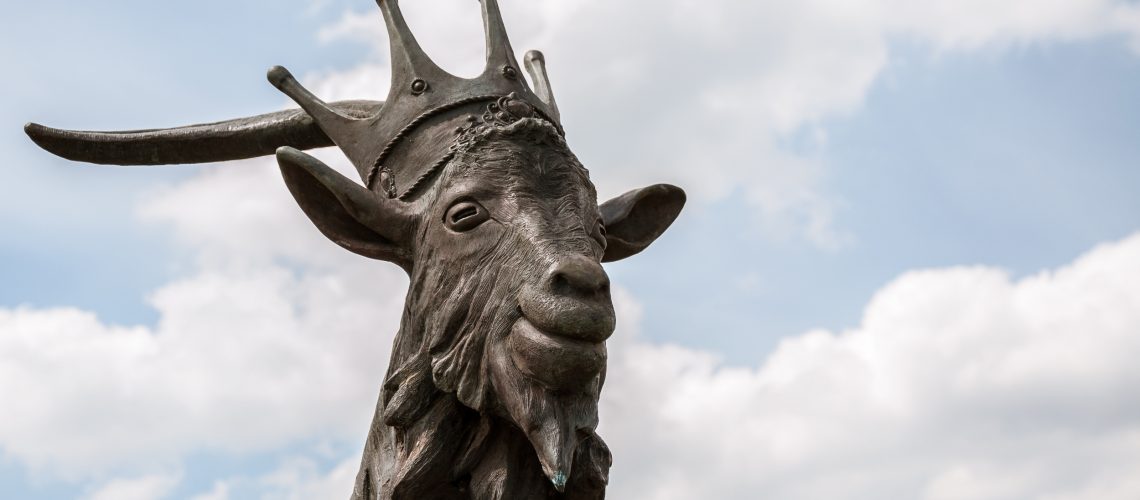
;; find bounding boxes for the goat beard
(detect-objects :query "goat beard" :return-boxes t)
[485,330,608,493]
[380,231,610,498]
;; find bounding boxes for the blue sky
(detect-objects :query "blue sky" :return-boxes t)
[3,1,1140,499]
[626,39,1140,359]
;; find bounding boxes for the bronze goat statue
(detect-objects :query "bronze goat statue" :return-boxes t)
[25,0,685,498]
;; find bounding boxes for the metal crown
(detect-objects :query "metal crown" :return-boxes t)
[267,0,562,199]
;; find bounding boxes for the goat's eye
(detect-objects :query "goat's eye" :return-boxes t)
[444,200,490,232]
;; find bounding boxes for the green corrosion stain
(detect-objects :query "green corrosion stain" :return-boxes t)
[552,471,568,490]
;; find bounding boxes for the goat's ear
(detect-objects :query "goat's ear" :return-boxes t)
[600,183,686,262]
[276,147,415,269]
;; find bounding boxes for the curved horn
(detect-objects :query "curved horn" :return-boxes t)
[24,100,382,166]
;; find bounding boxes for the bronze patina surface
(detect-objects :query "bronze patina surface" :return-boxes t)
[26,1,685,498]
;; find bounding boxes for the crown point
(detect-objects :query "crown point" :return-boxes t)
[378,0,448,94]
[480,0,518,70]
[524,50,560,122]
[267,65,294,89]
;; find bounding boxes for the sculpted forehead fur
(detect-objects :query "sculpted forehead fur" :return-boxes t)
[442,118,594,200]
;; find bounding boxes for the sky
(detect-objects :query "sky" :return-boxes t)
[2,0,1140,499]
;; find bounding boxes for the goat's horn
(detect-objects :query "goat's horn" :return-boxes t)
[24,100,382,166]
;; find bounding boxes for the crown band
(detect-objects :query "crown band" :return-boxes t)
[270,0,562,192]
[367,93,563,200]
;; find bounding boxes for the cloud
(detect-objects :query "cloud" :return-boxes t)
[315,0,1140,247]
[599,233,1140,499]
[178,455,358,500]
[5,208,1138,498]
[84,473,180,500]
[254,455,358,500]
[3,0,1140,496]
[0,154,408,478]
[188,482,228,500]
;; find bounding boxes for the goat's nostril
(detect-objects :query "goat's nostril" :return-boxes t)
[552,272,572,290]
[547,256,610,295]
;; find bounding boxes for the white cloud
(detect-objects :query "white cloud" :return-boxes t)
[315,0,1140,247]
[188,482,228,500]
[0,155,408,478]
[599,233,1140,499]
[84,473,180,500]
[256,456,358,500]
[4,0,1140,496]
[178,454,358,500]
[97,227,1137,499]
[9,224,1137,499]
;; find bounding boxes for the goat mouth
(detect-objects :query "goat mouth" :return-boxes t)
[508,317,607,390]
[517,287,616,343]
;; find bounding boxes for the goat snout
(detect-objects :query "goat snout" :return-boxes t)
[518,256,616,342]
[547,255,609,297]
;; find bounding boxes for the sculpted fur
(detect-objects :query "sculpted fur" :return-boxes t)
[25,1,685,498]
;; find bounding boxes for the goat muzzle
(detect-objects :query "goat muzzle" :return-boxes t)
[508,318,607,390]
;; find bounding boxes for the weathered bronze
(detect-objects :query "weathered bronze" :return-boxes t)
[25,1,685,498]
